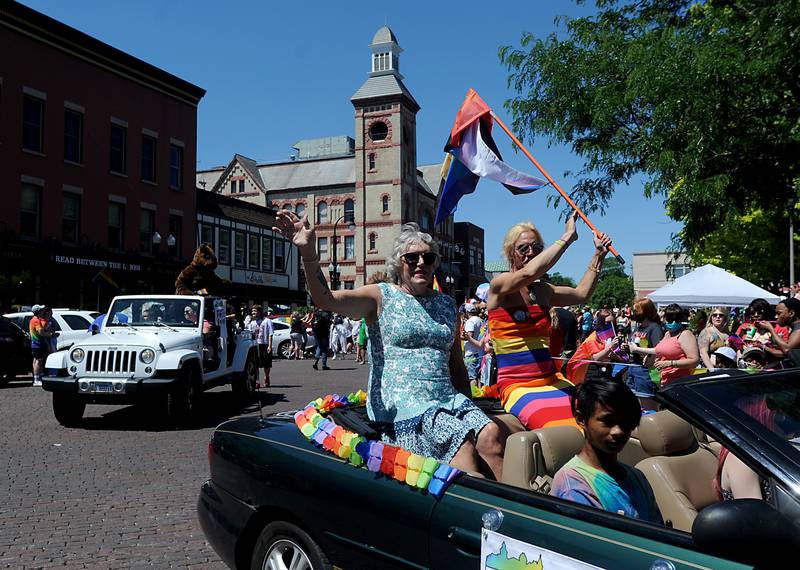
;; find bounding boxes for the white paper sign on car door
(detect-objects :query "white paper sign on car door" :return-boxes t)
[481,529,604,570]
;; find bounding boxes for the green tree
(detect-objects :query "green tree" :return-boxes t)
[591,273,635,309]
[499,0,800,285]
[548,272,577,287]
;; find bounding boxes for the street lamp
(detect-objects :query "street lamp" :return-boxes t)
[328,212,356,290]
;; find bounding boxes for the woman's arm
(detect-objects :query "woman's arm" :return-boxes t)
[697,328,715,369]
[549,233,612,306]
[724,453,763,500]
[757,321,800,354]
[655,331,700,370]
[489,213,578,302]
[449,338,471,398]
[274,210,380,321]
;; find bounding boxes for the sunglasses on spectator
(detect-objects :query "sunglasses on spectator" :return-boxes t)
[711,313,726,318]
[516,242,545,255]
[402,252,438,266]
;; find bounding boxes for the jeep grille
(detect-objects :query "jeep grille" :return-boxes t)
[85,349,138,374]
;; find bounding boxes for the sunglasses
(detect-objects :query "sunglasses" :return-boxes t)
[516,242,544,256]
[402,252,438,266]
[711,313,726,318]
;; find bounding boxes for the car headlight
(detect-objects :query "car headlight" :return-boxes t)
[139,348,156,364]
[70,348,85,363]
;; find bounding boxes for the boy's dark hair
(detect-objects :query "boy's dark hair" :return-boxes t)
[663,303,688,324]
[571,377,642,432]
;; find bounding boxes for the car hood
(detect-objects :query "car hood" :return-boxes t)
[74,329,199,351]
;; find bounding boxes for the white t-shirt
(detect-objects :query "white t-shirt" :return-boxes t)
[248,317,274,345]
[463,315,484,356]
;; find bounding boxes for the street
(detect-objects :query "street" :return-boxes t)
[0,357,369,569]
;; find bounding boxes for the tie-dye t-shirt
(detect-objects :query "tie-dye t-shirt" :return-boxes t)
[29,316,48,349]
[551,455,662,523]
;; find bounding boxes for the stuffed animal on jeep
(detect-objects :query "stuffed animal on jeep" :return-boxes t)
[175,243,231,296]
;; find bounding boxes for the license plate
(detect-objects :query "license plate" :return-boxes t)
[92,382,113,393]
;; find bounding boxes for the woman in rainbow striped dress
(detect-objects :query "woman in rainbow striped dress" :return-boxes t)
[487,213,611,430]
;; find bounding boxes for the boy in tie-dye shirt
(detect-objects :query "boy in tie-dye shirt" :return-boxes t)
[550,377,662,523]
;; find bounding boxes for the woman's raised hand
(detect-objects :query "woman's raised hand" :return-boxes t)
[273,209,315,255]
[563,211,579,244]
[593,231,612,254]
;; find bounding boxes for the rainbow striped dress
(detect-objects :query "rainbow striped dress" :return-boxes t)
[488,304,579,430]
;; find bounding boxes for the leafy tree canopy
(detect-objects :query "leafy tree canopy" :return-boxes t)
[500,0,800,284]
[548,272,578,287]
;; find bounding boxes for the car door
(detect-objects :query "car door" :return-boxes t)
[429,476,753,570]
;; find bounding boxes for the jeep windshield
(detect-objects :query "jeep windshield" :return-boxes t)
[105,298,202,328]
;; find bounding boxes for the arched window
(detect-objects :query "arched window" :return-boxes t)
[381,195,389,213]
[344,199,354,222]
[369,233,377,251]
[368,153,376,171]
[283,203,293,212]
[317,201,328,224]
[295,203,306,218]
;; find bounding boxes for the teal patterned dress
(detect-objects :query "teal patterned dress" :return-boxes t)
[367,282,490,463]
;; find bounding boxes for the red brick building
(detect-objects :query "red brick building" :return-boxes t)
[0,2,205,310]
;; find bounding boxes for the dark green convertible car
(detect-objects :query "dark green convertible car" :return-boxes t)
[198,368,800,569]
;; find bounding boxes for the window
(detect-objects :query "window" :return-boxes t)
[477,250,484,272]
[344,235,354,260]
[22,96,44,153]
[110,124,127,174]
[63,193,81,245]
[420,211,431,231]
[238,179,245,193]
[230,180,236,194]
[218,228,230,264]
[369,233,377,251]
[20,184,41,240]
[373,52,389,72]
[275,240,285,272]
[283,203,293,212]
[382,195,389,213]
[139,209,155,254]
[141,135,156,182]
[248,234,260,269]
[368,153,376,170]
[317,201,328,224]
[62,315,91,330]
[344,281,355,290]
[318,237,328,260]
[344,199,355,223]
[169,144,183,189]
[261,236,273,271]
[168,214,182,258]
[667,263,691,280]
[295,203,306,218]
[64,109,83,163]
[369,121,388,142]
[200,223,214,249]
[234,231,246,267]
[108,203,124,251]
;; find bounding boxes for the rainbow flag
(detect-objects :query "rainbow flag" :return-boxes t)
[596,322,615,342]
[432,275,441,292]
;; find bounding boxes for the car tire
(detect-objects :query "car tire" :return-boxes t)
[166,366,201,424]
[52,392,85,427]
[232,351,257,400]
[250,521,331,570]
[278,340,292,359]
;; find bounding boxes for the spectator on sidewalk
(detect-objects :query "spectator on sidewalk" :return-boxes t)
[312,310,332,370]
[463,303,484,385]
[29,304,57,387]
[247,306,274,387]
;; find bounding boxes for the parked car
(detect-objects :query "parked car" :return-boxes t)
[3,309,100,351]
[198,368,800,569]
[41,295,258,426]
[270,319,317,358]
[0,316,31,384]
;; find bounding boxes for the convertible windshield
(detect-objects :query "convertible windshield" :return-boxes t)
[106,298,202,328]
[692,375,800,452]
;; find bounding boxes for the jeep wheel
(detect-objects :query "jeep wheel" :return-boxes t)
[167,367,201,424]
[250,521,331,570]
[278,340,292,359]
[232,352,257,400]
[53,393,85,427]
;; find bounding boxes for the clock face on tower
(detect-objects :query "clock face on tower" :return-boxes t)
[368,121,388,142]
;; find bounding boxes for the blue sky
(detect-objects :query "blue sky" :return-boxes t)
[21,0,681,280]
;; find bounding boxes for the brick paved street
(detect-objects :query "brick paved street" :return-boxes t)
[0,357,368,569]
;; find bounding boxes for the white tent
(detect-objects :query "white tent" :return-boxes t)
[648,264,782,307]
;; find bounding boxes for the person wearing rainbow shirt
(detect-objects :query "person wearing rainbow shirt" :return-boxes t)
[486,213,611,430]
[29,304,57,387]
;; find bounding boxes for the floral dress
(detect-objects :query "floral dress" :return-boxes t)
[367,283,490,463]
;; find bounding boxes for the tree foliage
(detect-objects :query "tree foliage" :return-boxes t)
[590,258,634,308]
[548,272,578,287]
[500,0,800,284]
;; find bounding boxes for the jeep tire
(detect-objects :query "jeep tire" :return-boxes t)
[167,366,201,424]
[232,351,258,400]
[53,392,85,427]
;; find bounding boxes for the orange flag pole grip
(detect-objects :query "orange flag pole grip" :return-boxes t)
[490,112,625,266]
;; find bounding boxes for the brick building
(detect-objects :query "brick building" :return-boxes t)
[196,26,469,290]
[0,2,205,310]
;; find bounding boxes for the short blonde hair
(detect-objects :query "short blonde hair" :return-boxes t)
[503,222,544,268]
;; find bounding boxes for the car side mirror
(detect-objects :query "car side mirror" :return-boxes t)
[692,499,800,566]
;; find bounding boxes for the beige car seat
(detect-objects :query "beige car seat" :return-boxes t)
[502,426,584,492]
[635,411,719,532]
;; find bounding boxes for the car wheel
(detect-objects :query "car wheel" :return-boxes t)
[52,392,85,427]
[166,366,201,424]
[278,340,292,359]
[250,521,331,570]
[233,351,258,400]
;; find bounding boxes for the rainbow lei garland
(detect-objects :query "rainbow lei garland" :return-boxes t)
[294,390,461,498]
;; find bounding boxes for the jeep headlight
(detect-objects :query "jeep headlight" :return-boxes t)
[139,348,156,364]
[70,348,85,363]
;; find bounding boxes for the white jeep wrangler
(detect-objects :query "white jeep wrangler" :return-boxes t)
[42,295,259,426]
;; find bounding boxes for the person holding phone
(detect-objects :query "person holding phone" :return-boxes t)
[755,298,800,356]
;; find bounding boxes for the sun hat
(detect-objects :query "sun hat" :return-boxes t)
[713,346,737,362]
[741,346,765,361]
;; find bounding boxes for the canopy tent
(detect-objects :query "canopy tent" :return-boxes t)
[648,264,782,307]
